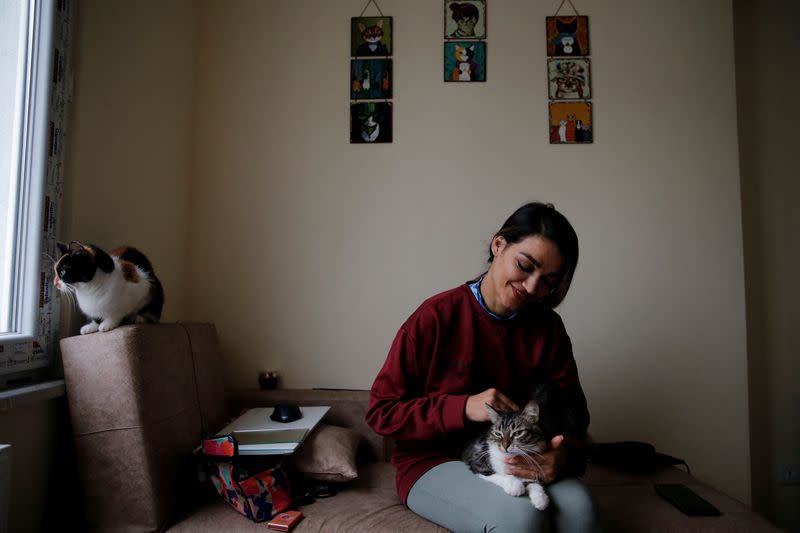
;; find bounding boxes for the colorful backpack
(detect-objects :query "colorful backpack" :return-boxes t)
[201,435,292,522]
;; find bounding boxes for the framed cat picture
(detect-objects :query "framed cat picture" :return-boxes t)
[547,58,591,100]
[350,59,392,100]
[548,102,593,144]
[351,17,393,57]
[350,102,392,143]
[444,41,486,82]
[444,0,486,40]
[546,15,589,57]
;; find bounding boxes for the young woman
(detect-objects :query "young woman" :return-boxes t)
[366,203,600,532]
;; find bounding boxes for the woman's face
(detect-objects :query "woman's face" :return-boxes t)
[456,16,477,35]
[482,234,564,316]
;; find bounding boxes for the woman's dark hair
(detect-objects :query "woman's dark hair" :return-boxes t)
[488,202,579,308]
[450,2,479,22]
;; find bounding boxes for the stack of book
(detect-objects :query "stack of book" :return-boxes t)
[215,406,330,455]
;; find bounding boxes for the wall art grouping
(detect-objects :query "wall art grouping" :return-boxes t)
[444,0,486,82]
[546,13,593,144]
[350,13,393,143]
[348,2,596,145]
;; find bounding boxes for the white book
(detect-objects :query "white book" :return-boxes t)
[215,406,330,456]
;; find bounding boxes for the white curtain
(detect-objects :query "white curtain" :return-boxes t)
[1,0,72,375]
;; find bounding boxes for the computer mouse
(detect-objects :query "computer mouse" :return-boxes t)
[270,404,303,423]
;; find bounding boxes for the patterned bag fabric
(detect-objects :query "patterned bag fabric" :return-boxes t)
[202,435,292,522]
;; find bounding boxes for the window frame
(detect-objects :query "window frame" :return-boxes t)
[0,0,54,345]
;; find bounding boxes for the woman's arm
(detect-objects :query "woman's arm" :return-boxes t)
[544,315,591,477]
[366,325,470,440]
[505,314,590,482]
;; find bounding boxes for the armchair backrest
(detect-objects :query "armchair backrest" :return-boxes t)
[61,323,229,532]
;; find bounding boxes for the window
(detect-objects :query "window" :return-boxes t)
[0,0,54,345]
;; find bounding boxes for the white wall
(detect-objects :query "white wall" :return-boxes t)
[189,0,750,504]
[734,0,800,530]
[61,0,195,322]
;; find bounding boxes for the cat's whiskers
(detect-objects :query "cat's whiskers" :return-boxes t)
[528,449,546,460]
[59,283,78,309]
[62,287,74,308]
[515,449,546,479]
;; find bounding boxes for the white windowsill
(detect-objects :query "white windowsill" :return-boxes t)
[0,379,65,410]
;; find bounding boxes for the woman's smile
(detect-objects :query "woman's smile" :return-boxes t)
[482,234,565,316]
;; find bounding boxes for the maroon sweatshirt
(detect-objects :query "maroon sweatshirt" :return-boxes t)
[366,284,589,504]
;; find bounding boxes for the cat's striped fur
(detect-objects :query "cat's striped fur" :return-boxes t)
[462,400,550,510]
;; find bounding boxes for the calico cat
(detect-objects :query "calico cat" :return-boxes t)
[451,45,479,81]
[462,400,550,510]
[356,20,389,57]
[53,242,164,334]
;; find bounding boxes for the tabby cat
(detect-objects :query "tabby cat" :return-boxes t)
[462,400,550,510]
[53,242,164,334]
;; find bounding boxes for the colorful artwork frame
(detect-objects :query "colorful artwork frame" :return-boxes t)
[444,0,487,40]
[546,15,589,57]
[350,102,393,143]
[351,17,393,57]
[549,101,593,144]
[350,59,392,100]
[444,41,486,82]
[547,58,591,100]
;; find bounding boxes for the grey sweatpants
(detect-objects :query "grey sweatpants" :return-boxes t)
[407,461,602,533]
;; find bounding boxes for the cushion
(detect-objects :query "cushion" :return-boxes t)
[291,424,360,482]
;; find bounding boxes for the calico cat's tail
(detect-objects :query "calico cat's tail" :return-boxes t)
[138,276,164,323]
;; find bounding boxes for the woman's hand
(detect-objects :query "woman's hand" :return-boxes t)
[464,388,520,422]
[504,435,566,485]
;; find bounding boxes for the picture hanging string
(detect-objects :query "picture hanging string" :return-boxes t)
[554,0,580,16]
[359,0,385,17]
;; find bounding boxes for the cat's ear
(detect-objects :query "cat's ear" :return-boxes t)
[484,403,502,424]
[57,242,69,256]
[376,19,383,28]
[68,241,85,254]
[358,23,366,32]
[522,400,540,423]
[88,244,114,273]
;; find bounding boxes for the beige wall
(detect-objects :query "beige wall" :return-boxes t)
[189,0,750,504]
[55,0,761,514]
[61,0,195,323]
[734,1,800,530]
[0,3,197,533]
[0,399,70,533]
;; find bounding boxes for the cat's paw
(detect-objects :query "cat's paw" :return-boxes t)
[527,483,549,510]
[501,477,526,497]
[80,322,99,335]
[98,320,120,333]
[480,474,526,497]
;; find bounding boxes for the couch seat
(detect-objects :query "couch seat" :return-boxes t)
[168,462,446,532]
[170,462,779,533]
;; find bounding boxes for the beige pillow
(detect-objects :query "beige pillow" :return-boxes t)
[291,424,360,482]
